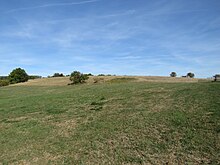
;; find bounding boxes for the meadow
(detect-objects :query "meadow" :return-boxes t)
[0,77,219,164]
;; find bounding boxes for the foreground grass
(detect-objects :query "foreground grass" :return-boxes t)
[0,82,219,164]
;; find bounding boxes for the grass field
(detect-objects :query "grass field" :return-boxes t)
[10,76,200,87]
[0,78,219,164]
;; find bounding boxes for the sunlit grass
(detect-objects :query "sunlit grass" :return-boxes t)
[0,82,219,164]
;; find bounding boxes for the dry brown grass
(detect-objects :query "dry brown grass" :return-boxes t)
[133,76,199,83]
[11,76,201,87]
[11,77,71,86]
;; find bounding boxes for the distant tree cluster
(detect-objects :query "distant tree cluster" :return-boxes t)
[85,73,93,76]
[28,75,42,79]
[213,74,220,82]
[0,76,8,80]
[98,74,105,76]
[187,72,195,78]
[170,72,177,77]
[98,74,116,76]
[52,73,64,77]
[170,72,195,78]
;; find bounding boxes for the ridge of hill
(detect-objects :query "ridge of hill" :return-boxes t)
[11,76,201,86]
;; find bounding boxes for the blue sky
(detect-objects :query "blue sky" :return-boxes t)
[0,0,220,77]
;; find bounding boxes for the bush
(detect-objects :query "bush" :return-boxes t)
[170,72,177,77]
[70,71,89,84]
[53,73,64,77]
[0,80,9,87]
[8,68,29,84]
[98,74,105,76]
[0,76,8,80]
[28,75,42,79]
[214,74,220,82]
[86,73,93,76]
[187,72,195,78]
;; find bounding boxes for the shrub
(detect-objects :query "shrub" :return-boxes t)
[0,80,9,87]
[187,72,195,78]
[170,72,177,77]
[70,71,89,84]
[8,68,29,84]
[28,75,42,79]
[213,74,220,82]
[86,73,93,76]
[0,76,8,80]
[53,73,64,77]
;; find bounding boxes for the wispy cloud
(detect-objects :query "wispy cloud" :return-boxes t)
[141,9,210,17]
[1,0,220,77]
[114,55,142,60]
[98,10,136,18]
[5,0,100,13]
[24,9,136,24]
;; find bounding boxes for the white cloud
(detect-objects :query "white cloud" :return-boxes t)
[5,0,100,13]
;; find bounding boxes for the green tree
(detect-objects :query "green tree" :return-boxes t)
[0,80,9,87]
[187,72,195,78]
[170,72,177,77]
[8,68,29,84]
[70,71,89,84]
[214,74,220,82]
[53,73,64,77]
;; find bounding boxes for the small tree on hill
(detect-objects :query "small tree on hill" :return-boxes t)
[214,74,220,82]
[170,72,177,77]
[70,71,89,84]
[187,72,195,78]
[53,73,64,77]
[8,68,29,84]
[0,80,9,87]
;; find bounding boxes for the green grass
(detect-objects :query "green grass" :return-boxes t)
[0,82,220,164]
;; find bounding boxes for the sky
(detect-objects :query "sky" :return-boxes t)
[0,0,220,77]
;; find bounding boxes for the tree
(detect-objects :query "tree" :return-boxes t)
[53,73,64,77]
[86,73,93,76]
[214,74,220,82]
[28,75,42,79]
[0,80,9,87]
[69,71,89,84]
[170,72,177,77]
[8,68,29,84]
[187,72,195,78]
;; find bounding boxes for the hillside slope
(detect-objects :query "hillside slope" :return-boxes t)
[0,81,219,164]
[11,76,200,87]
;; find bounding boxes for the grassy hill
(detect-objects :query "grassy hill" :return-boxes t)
[0,77,219,164]
[10,76,200,87]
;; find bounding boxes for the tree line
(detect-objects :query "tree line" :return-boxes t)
[170,72,195,78]
[0,68,91,87]
[1,68,219,87]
